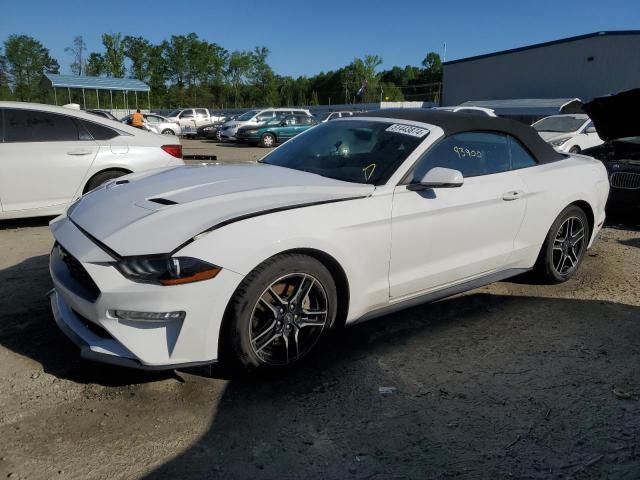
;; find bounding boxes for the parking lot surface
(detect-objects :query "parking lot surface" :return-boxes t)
[0,145,639,479]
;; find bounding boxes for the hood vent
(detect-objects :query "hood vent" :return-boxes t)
[148,198,179,206]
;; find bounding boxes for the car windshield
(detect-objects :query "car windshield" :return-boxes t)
[261,120,426,185]
[315,112,331,121]
[533,116,586,133]
[167,110,181,118]
[237,110,260,121]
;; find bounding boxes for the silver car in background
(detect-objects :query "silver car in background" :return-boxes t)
[122,113,182,136]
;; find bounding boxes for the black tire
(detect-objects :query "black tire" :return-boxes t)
[534,205,589,284]
[161,128,175,135]
[569,146,581,154]
[260,133,276,148]
[84,170,129,193]
[224,253,338,371]
[215,130,222,141]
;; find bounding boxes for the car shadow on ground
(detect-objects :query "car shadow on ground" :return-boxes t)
[2,249,639,477]
[143,294,640,479]
[0,217,55,231]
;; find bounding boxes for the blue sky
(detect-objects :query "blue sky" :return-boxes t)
[1,0,638,77]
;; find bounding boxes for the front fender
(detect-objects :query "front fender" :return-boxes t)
[175,193,394,321]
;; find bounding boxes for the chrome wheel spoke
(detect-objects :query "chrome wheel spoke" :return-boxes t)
[259,296,279,317]
[297,317,326,329]
[255,331,280,354]
[249,272,329,366]
[268,287,287,306]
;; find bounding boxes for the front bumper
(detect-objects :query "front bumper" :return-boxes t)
[49,217,243,369]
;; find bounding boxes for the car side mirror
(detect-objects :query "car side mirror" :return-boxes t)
[407,167,464,191]
[585,126,597,134]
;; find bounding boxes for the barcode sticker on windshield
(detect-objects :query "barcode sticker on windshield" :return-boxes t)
[385,124,429,138]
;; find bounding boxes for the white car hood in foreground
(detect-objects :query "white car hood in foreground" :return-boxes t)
[68,163,374,256]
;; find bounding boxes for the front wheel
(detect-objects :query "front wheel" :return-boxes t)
[225,254,337,370]
[534,205,589,283]
[260,133,276,148]
[569,146,581,154]
[161,129,175,135]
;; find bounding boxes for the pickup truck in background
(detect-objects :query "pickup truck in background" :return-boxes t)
[165,108,225,137]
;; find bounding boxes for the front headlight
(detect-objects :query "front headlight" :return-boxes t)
[549,137,571,147]
[115,255,221,285]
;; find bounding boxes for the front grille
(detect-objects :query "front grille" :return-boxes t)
[55,243,101,301]
[610,172,640,189]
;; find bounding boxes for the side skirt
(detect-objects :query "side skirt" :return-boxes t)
[351,268,530,325]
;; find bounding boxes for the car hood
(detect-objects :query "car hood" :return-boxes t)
[537,131,575,142]
[68,163,374,256]
[583,88,640,141]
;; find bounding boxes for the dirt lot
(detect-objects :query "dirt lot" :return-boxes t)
[1,145,639,479]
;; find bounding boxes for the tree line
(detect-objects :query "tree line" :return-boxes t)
[0,33,443,109]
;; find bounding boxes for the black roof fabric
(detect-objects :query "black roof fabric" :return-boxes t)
[357,109,565,164]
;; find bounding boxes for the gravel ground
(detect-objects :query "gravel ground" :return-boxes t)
[0,148,639,479]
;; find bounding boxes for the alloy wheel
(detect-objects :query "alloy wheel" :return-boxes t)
[552,216,586,276]
[249,273,328,366]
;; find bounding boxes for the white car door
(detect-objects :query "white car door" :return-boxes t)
[0,108,99,212]
[389,132,528,298]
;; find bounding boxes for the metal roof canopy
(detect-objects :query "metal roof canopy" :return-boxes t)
[42,73,150,92]
[459,98,584,117]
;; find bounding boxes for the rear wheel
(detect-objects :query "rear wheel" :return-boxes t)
[534,205,589,283]
[260,133,276,148]
[225,254,337,371]
[84,170,129,193]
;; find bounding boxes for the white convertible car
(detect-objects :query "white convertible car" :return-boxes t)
[49,110,609,371]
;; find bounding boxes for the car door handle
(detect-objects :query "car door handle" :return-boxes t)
[67,149,93,156]
[502,190,524,201]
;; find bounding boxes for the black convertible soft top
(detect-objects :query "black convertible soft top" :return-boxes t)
[357,109,566,164]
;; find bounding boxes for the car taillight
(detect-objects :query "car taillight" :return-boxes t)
[161,144,183,159]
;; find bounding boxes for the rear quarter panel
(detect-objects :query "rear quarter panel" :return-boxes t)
[512,156,609,267]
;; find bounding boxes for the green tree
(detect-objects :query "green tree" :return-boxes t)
[85,52,104,76]
[227,50,252,107]
[122,35,152,80]
[422,51,442,82]
[2,34,59,101]
[0,50,13,100]
[101,32,125,77]
[65,35,86,76]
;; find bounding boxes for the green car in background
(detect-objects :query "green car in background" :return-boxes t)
[236,114,319,147]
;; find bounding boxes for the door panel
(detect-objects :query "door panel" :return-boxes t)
[0,108,99,212]
[0,141,99,211]
[389,171,527,298]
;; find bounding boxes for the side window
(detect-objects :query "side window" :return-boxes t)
[195,109,208,118]
[257,112,274,122]
[80,120,119,140]
[413,132,510,180]
[0,109,4,142]
[180,110,194,118]
[4,109,80,142]
[508,136,537,169]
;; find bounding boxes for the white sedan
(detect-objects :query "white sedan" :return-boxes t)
[48,110,609,371]
[532,114,603,154]
[0,102,185,220]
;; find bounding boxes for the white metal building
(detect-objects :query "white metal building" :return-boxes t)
[442,31,640,106]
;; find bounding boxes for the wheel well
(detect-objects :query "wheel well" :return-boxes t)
[217,248,351,363]
[285,248,350,328]
[83,168,132,194]
[571,200,594,240]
